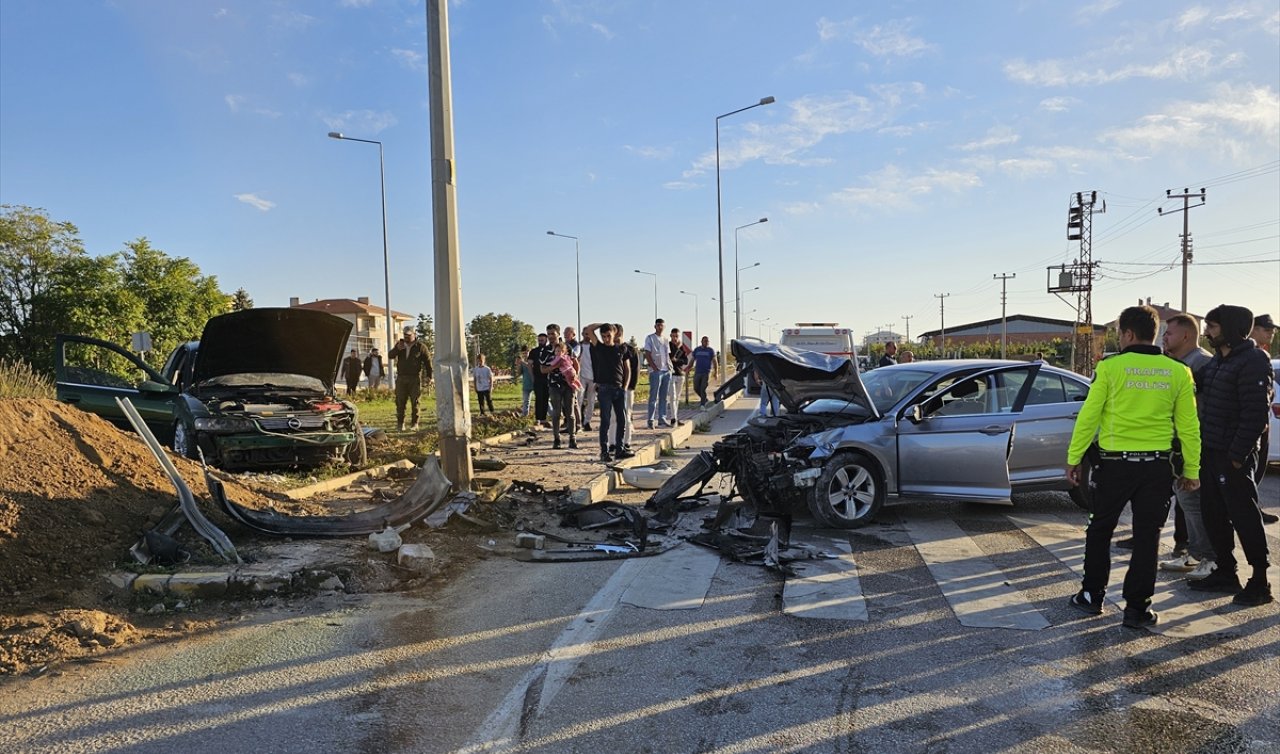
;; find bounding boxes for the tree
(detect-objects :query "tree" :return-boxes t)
[0,205,86,368]
[231,288,254,311]
[415,313,436,354]
[119,238,228,368]
[466,312,536,364]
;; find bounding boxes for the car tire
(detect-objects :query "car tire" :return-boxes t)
[1068,464,1094,512]
[346,423,368,467]
[809,452,884,529]
[172,420,199,460]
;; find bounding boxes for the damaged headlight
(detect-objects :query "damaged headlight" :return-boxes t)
[194,417,258,432]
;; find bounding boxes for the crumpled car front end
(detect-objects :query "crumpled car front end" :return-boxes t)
[188,387,360,470]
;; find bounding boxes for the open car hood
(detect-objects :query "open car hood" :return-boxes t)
[194,308,353,386]
[731,339,879,418]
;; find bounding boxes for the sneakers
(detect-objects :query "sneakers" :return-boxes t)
[552,440,562,450]
[568,438,578,449]
[1186,559,1217,580]
[409,422,420,432]
[1188,568,1241,593]
[1122,607,1159,629]
[599,451,613,463]
[646,421,655,430]
[1233,576,1274,607]
[1159,554,1198,572]
[1068,590,1104,616]
[582,423,592,432]
[396,422,404,432]
[1263,512,1279,524]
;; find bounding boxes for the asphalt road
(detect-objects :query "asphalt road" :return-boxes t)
[4,404,1279,753]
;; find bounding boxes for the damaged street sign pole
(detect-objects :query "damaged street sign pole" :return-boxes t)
[426,0,473,490]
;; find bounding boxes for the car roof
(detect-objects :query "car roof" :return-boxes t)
[871,359,1086,381]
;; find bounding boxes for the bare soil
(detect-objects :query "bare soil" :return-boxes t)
[0,399,630,677]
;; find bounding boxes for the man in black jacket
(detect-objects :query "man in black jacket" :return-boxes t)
[1189,304,1275,606]
[391,325,433,432]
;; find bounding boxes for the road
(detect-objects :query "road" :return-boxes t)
[3,403,1279,753]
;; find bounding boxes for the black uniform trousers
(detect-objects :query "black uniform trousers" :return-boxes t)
[533,378,549,422]
[1082,457,1174,608]
[1201,448,1269,575]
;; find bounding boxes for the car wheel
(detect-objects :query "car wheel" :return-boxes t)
[346,423,368,467]
[1068,464,1094,512]
[809,452,884,529]
[172,420,198,460]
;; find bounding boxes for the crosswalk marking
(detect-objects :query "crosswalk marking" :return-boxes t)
[1008,513,1236,637]
[783,539,868,621]
[621,543,722,610]
[902,516,1051,631]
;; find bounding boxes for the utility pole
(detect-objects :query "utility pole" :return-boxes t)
[934,293,950,355]
[1049,191,1104,376]
[1158,188,1206,312]
[426,0,473,489]
[901,314,913,343]
[993,273,1015,359]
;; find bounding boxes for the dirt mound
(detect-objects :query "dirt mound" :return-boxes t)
[0,399,280,616]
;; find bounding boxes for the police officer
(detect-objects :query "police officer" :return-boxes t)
[1066,305,1201,629]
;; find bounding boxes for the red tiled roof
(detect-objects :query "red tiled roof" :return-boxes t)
[291,298,414,319]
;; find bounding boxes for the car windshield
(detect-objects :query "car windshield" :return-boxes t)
[199,373,326,392]
[858,368,935,412]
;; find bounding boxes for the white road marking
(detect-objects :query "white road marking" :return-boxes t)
[1008,512,1236,637]
[903,515,1050,630]
[621,543,722,610]
[783,539,868,621]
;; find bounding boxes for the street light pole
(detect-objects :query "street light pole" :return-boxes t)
[547,231,581,334]
[716,96,775,379]
[328,131,394,385]
[734,217,767,339]
[634,269,658,320]
[679,290,699,339]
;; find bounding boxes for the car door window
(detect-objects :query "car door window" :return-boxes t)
[1018,372,1067,406]
[61,341,154,389]
[1063,376,1088,402]
[926,374,991,416]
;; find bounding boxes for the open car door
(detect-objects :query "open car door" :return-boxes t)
[55,334,178,440]
[895,363,1039,502]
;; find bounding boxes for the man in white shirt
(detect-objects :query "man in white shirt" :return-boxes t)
[642,318,672,428]
[473,354,494,415]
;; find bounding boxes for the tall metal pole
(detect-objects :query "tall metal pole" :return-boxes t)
[1158,188,1206,312]
[902,314,913,343]
[635,269,658,320]
[425,0,472,488]
[715,97,775,379]
[547,231,581,334]
[935,293,950,355]
[993,272,1015,359]
[327,131,396,387]
[680,290,699,339]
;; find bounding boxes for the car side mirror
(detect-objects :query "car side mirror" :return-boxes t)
[903,404,924,424]
[138,379,177,395]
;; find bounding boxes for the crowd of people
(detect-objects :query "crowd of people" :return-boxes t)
[1067,305,1276,627]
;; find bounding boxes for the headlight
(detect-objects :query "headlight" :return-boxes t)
[194,417,258,431]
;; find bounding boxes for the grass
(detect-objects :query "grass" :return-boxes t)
[0,358,54,400]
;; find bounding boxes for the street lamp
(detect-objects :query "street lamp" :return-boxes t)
[546,231,581,333]
[734,217,767,338]
[328,131,394,385]
[716,96,775,379]
[634,269,658,320]
[679,290,699,339]
[739,286,760,320]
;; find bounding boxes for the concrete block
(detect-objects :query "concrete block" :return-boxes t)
[397,543,436,571]
[106,572,137,591]
[230,566,294,595]
[166,572,231,599]
[132,574,170,595]
[515,533,545,550]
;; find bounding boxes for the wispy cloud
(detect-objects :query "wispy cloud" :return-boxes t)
[662,180,698,191]
[956,125,1020,152]
[320,109,398,135]
[234,193,275,212]
[815,16,934,59]
[829,165,982,211]
[625,145,673,160]
[683,84,926,178]
[542,0,616,41]
[1004,45,1235,86]
[391,48,425,72]
[272,10,316,29]
[224,94,245,113]
[1175,6,1211,30]
[1039,96,1079,112]
[1074,0,1121,23]
[589,22,614,40]
[1100,84,1280,158]
[225,94,280,118]
[339,0,373,7]
[287,72,309,87]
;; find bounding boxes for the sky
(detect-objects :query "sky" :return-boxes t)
[2,0,1277,350]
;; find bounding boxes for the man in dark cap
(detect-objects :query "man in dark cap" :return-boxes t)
[1250,313,1277,521]
[391,324,433,432]
[1189,305,1275,606]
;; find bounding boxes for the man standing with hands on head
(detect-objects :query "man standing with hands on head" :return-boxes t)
[1065,305,1201,629]
[584,322,633,462]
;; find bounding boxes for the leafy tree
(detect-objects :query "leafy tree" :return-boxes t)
[415,313,436,354]
[119,238,228,368]
[231,288,254,311]
[466,312,535,365]
[0,205,86,368]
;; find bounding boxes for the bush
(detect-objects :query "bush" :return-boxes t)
[0,358,54,399]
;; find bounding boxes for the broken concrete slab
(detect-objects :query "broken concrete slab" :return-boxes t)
[284,459,417,500]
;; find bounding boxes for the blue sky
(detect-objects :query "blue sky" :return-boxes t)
[2,0,1277,347]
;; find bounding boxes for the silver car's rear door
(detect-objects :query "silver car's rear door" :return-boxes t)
[894,364,1038,502]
